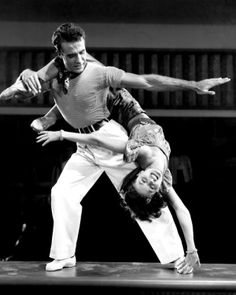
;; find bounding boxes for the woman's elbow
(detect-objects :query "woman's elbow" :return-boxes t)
[176,205,190,217]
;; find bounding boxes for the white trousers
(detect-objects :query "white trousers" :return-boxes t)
[49,120,184,263]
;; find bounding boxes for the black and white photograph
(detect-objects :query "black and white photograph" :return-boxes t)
[0,0,236,293]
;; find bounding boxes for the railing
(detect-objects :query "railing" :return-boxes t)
[0,47,235,110]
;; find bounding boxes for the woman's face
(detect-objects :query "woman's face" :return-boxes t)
[132,168,164,197]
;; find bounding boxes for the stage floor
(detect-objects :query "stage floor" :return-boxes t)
[0,261,236,294]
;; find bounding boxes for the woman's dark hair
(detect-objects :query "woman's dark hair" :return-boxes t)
[120,167,167,222]
[52,23,86,54]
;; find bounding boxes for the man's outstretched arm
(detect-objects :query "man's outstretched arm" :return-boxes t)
[120,72,230,95]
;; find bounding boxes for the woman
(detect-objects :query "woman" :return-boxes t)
[36,112,200,274]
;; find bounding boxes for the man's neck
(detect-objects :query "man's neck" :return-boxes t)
[68,61,88,79]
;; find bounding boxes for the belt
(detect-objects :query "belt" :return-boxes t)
[78,119,109,134]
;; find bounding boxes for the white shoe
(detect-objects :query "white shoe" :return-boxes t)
[46,256,76,272]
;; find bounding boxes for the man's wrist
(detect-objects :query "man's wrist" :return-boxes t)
[190,81,198,92]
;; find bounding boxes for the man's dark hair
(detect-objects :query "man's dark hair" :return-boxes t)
[52,23,86,54]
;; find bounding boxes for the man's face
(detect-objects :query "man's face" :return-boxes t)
[60,38,87,73]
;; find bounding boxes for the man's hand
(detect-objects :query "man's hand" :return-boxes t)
[30,116,56,133]
[195,77,230,95]
[175,251,201,274]
[19,69,42,96]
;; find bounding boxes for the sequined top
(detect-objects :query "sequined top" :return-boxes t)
[124,119,172,194]
[125,119,171,162]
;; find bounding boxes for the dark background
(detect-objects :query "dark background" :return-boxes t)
[0,0,236,24]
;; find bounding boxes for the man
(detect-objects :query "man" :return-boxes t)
[0,22,229,273]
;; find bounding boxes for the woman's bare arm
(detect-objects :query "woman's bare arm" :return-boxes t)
[165,186,200,274]
[36,130,127,153]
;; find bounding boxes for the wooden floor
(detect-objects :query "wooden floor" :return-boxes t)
[1,261,236,294]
